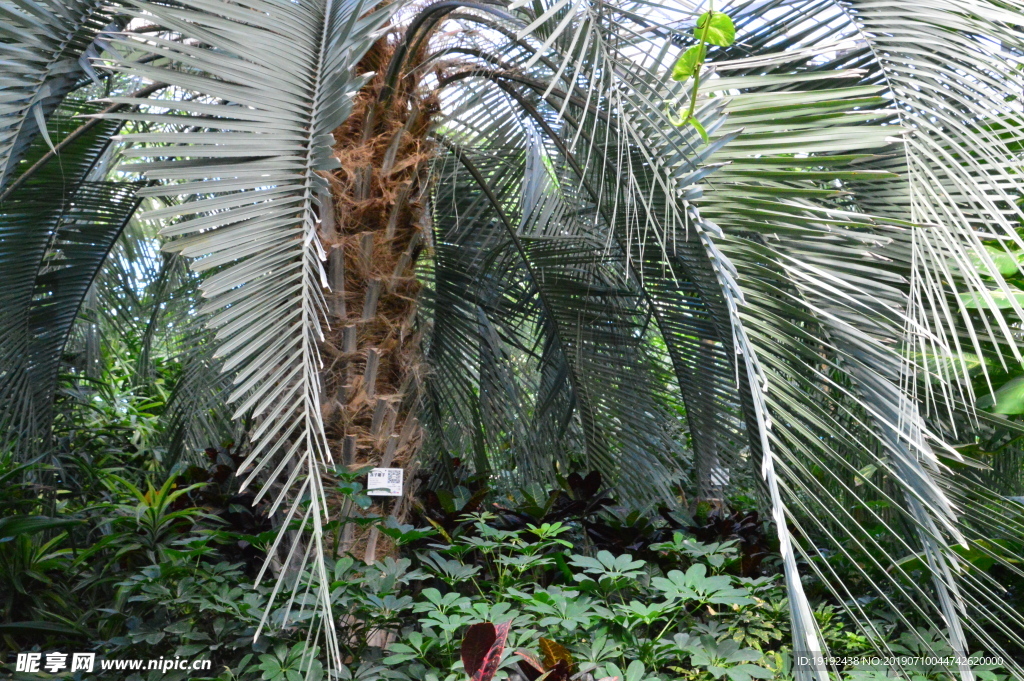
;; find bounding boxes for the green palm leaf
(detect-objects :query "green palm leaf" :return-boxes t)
[94,0,395,665]
[0,0,117,191]
[0,92,142,452]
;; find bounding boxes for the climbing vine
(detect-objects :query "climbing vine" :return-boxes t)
[668,5,736,141]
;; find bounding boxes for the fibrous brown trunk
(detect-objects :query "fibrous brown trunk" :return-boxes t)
[319,36,437,562]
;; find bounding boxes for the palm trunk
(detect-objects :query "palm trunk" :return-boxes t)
[319,38,437,561]
[694,338,724,505]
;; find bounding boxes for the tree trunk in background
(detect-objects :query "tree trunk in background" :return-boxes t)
[319,37,437,562]
[694,338,724,506]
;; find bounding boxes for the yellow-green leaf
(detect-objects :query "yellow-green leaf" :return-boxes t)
[894,539,1021,576]
[671,45,706,81]
[906,350,987,379]
[688,116,708,143]
[977,374,1024,414]
[694,11,735,47]
[853,463,878,487]
[970,244,1019,276]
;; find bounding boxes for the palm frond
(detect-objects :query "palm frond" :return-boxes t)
[410,0,1024,676]
[679,1,1024,673]
[0,0,117,191]
[0,91,142,454]
[407,4,833,674]
[424,142,690,498]
[70,213,235,463]
[95,0,394,665]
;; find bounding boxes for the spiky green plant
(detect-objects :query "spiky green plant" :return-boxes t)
[3,0,1024,679]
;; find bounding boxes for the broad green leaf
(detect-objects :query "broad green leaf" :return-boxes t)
[976,374,1024,414]
[671,45,706,81]
[958,289,1024,309]
[726,664,774,681]
[694,11,736,47]
[906,350,987,379]
[651,564,754,605]
[718,640,760,664]
[600,661,648,681]
[895,539,1021,574]
[853,463,878,487]
[970,244,1019,276]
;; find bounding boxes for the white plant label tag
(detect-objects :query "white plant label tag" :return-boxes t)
[710,465,730,486]
[367,467,403,496]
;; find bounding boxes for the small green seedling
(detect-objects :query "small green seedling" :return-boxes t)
[669,4,736,141]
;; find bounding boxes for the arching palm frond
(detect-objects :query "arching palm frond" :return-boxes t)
[409,3,832,673]
[0,0,118,191]
[71,213,237,464]
[685,1,1024,674]
[423,138,693,500]
[92,0,396,666]
[409,0,1024,677]
[0,90,143,453]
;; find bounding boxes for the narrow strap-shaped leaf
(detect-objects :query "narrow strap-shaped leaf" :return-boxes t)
[0,94,137,454]
[0,0,115,192]
[688,210,828,681]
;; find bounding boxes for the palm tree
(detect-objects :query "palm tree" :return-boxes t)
[3,0,1024,678]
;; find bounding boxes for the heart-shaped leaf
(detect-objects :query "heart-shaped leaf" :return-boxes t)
[671,45,706,81]
[694,11,736,46]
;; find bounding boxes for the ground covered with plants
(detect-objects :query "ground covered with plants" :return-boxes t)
[2,367,1017,681]
[7,0,1024,678]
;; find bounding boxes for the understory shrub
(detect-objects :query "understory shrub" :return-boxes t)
[0,402,1009,681]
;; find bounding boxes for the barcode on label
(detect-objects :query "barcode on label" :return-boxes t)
[367,467,403,496]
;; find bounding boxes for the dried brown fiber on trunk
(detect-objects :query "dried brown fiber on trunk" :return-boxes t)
[318,34,438,562]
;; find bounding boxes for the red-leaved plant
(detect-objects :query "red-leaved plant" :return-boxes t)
[461,621,512,681]
[462,624,621,681]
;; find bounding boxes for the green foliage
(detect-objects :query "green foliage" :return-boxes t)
[4,0,1024,675]
[671,46,706,81]
[693,11,735,48]
[0,392,1012,681]
[0,359,1014,681]
[668,7,735,140]
[367,515,1002,681]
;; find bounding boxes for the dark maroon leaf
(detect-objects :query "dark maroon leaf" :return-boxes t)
[515,650,545,681]
[549,660,573,681]
[462,623,497,678]
[471,621,512,681]
[580,471,601,498]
